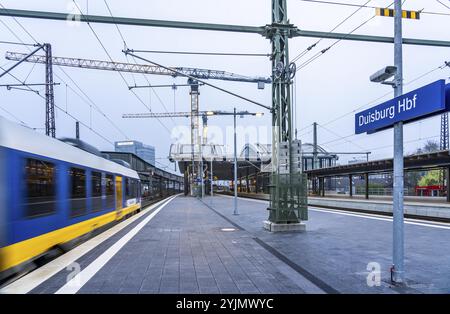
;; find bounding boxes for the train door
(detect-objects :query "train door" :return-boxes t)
[115,176,123,217]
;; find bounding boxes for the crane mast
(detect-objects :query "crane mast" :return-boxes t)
[6,50,269,197]
[5,51,271,84]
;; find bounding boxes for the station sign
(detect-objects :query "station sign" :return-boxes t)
[355,80,448,134]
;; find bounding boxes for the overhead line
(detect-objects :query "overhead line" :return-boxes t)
[436,0,450,11]
[2,8,450,47]
[296,6,379,71]
[319,61,450,129]
[0,102,29,126]
[367,135,440,152]
[291,0,372,64]
[55,66,130,139]
[0,39,37,46]
[294,1,415,72]
[0,1,40,44]
[129,49,271,57]
[317,123,367,150]
[103,0,188,127]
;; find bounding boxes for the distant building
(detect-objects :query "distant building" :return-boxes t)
[115,140,155,166]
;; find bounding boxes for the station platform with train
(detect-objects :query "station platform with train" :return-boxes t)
[2,194,450,294]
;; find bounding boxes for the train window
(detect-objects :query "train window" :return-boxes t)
[69,167,87,217]
[105,174,115,209]
[24,158,57,218]
[125,178,137,199]
[91,171,102,212]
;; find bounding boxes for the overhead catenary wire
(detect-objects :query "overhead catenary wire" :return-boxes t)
[0,65,115,145]
[366,134,440,152]
[436,0,450,11]
[0,39,37,47]
[0,1,40,44]
[0,102,29,126]
[72,0,173,133]
[291,0,372,64]
[124,50,272,111]
[103,0,178,127]
[314,60,450,149]
[296,11,378,71]
[317,123,367,151]
[294,1,409,72]
[55,66,130,139]
[319,61,450,129]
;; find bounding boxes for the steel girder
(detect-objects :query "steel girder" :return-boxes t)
[2,8,450,47]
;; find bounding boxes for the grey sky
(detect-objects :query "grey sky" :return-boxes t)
[0,0,449,172]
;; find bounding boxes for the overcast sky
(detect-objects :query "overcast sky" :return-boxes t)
[0,0,449,172]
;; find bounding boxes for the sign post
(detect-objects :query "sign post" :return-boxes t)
[355,80,447,134]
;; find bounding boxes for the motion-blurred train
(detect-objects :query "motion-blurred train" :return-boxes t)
[0,117,146,282]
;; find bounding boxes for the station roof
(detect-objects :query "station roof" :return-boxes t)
[305,150,450,177]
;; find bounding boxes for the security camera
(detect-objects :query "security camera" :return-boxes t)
[369,66,397,83]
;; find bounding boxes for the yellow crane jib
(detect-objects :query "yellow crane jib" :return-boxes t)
[375,8,420,20]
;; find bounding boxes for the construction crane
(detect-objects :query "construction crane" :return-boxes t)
[2,44,56,137]
[124,111,220,196]
[6,51,270,196]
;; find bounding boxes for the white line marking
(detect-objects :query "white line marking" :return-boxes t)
[217,194,450,230]
[0,197,174,294]
[55,195,176,294]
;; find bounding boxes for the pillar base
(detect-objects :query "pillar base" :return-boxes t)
[263,220,306,232]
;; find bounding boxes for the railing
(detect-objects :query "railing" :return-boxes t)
[354,187,415,196]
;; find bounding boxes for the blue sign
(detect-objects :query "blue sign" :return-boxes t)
[355,80,447,134]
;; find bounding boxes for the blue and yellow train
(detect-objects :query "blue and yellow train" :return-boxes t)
[0,117,142,281]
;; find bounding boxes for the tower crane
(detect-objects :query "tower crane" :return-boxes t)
[124,110,213,196]
[6,50,270,196]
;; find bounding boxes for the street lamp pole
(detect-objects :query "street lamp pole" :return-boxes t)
[200,143,204,199]
[233,107,239,215]
[201,109,262,213]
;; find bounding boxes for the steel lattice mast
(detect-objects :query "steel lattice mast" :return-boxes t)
[44,43,56,138]
[6,50,270,198]
[5,52,271,84]
[441,113,449,151]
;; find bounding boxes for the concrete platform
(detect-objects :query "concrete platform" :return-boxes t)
[263,220,306,232]
[3,194,450,294]
[216,194,450,293]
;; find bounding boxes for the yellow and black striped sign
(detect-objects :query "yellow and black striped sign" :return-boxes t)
[375,8,420,20]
